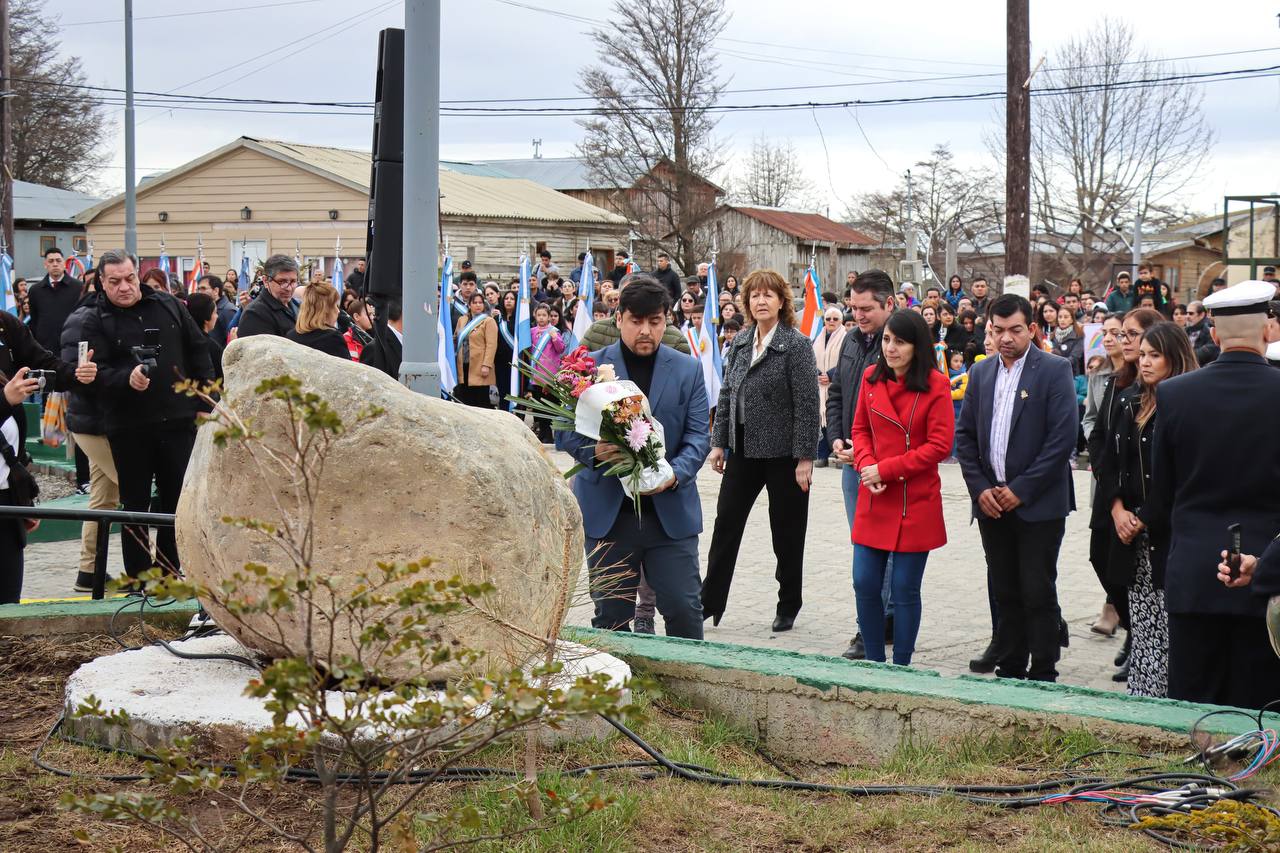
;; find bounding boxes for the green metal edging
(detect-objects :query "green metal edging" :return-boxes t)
[565,627,1278,738]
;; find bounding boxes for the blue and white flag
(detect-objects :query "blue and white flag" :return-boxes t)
[437,254,458,397]
[510,252,533,410]
[158,248,171,278]
[85,241,94,271]
[239,254,251,292]
[570,248,594,346]
[332,255,345,295]
[692,258,723,408]
[0,251,12,315]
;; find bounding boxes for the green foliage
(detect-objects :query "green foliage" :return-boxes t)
[64,374,630,853]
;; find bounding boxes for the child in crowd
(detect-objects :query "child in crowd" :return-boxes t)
[947,350,967,461]
[720,315,743,357]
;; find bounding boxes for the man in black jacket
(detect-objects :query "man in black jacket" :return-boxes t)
[1185,301,1219,365]
[28,247,84,354]
[237,254,300,338]
[82,250,214,581]
[652,252,682,305]
[825,269,893,661]
[345,258,366,295]
[360,300,403,378]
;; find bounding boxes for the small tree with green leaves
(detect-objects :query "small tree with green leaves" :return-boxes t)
[63,376,632,852]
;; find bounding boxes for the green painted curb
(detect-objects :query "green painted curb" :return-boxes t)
[565,627,1279,738]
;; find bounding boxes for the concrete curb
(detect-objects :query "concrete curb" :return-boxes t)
[567,627,1278,761]
[0,596,199,636]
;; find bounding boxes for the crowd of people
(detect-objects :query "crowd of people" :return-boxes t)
[5,241,1280,711]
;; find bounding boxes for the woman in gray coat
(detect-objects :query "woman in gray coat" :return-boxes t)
[703,269,821,632]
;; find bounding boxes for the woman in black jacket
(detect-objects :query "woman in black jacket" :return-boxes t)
[286,282,350,360]
[1050,306,1085,375]
[1102,322,1196,698]
[494,290,518,405]
[704,269,821,632]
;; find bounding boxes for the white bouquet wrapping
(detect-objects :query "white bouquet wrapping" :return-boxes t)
[573,377,673,506]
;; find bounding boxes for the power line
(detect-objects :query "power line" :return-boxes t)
[61,0,330,27]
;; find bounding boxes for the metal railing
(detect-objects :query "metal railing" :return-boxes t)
[0,505,176,601]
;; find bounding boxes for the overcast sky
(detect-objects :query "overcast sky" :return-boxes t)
[50,0,1280,217]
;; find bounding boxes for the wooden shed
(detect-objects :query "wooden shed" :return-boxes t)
[75,137,630,282]
[698,205,875,291]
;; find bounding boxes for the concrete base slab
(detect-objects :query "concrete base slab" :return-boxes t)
[63,635,631,754]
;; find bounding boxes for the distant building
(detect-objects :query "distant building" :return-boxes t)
[698,205,876,290]
[12,180,100,279]
[76,137,629,284]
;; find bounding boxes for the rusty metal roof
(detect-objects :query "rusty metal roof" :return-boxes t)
[729,206,876,246]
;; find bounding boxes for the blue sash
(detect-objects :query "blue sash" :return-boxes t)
[498,317,516,349]
[531,327,556,363]
[456,314,487,350]
[451,297,467,317]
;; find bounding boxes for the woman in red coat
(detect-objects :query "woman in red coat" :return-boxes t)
[851,309,954,665]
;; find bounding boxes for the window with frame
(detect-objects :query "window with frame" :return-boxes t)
[40,236,57,254]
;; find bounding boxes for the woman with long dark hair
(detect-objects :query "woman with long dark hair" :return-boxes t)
[494,289,518,404]
[453,291,498,408]
[1088,306,1164,680]
[943,274,966,310]
[1105,322,1197,697]
[849,309,954,665]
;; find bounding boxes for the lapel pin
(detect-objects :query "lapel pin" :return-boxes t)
[1020,390,1028,400]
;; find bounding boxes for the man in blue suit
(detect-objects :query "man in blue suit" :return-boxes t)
[956,293,1078,682]
[557,277,710,639]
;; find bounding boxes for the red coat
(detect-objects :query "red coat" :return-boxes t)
[851,366,953,552]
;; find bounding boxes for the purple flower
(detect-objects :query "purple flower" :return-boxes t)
[625,419,652,452]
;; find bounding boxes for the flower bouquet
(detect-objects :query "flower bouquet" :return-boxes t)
[510,346,671,516]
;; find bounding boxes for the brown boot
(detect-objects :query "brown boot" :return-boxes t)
[1091,602,1119,636]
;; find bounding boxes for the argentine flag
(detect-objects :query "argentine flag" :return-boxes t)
[692,258,723,409]
[437,254,458,397]
[570,248,594,346]
[509,253,533,410]
[0,250,11,314]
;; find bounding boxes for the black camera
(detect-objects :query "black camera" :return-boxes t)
[29,369,56,390]
[131,328,162,377]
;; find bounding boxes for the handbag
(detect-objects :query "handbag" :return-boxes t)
[0,424,39,508]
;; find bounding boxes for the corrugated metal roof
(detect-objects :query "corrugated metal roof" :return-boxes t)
[13,180,100,222]
[730,206,876,246]
[473,157,605,190]
[440,160,522,178]
[77,137,629,226]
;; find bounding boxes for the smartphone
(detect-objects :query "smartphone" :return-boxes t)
[1228,523,1242,581]
[78,341,89,366]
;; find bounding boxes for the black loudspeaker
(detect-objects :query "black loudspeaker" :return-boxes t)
[365,28,404,299]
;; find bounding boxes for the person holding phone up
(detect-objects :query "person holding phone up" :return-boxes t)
[81,250,213,586]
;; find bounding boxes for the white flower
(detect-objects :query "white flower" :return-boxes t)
[596,364,617,382]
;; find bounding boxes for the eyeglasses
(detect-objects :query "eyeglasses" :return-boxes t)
[270,277,298,288]
[1116,331,1141,341]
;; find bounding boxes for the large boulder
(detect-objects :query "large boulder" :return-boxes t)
[176,335,583,680]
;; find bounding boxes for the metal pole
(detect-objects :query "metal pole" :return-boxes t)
[0,0,13,258]
[1131,209,1143,277]
[123,0,137,254]
[398,0,441,395]
[1005,0,1031,278]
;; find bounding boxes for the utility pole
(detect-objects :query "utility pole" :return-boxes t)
[397,0,441,395]
[123,0,137,255]
[0,0,14,257]
[1005,0,1031,278]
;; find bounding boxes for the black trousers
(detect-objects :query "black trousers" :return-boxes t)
[1168,613,1280,710]
[1088,526,1131,630]
[0,491,26,604]
[978,514,1066,681]
[529,384,554,443]
[109,424,195,577]
[703,429,809,621]
[74,443,90,487]
[586,511,703,639]
[454,384,494,409]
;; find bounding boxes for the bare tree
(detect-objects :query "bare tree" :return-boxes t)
[728,135,816,210]
[845,145,1003,279]
[1022,19,1212,283]
[577,0,727,274]
[8,0,112,191]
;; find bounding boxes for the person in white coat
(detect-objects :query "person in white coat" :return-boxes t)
[812,307,847,467]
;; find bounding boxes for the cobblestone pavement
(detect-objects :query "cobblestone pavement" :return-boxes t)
[19,455,1122,692]
[558,453,1125,694]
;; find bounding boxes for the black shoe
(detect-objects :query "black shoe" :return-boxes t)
[1114,633,1131,667]
[703,611,723,627]
[884,614,895,645]
[1112,660,1130,682]
[842,633,867,660]
[771,615,795,633]
[968,638,998,673]
[73,571,114,593]
[1059,618,1070,648]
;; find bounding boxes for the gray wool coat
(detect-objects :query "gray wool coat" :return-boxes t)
[712,321,821,460]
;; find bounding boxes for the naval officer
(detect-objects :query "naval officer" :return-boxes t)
[1139,280,1280,709]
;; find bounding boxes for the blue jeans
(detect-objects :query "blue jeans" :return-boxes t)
[816,433,831,462]
[842,464,893,619]
[853,545,929,665]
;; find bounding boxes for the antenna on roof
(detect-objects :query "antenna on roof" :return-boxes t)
[531,138,543,159]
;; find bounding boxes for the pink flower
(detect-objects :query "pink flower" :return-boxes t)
[625,419,652,451]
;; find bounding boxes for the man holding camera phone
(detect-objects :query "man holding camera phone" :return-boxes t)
[82,250,213,583]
